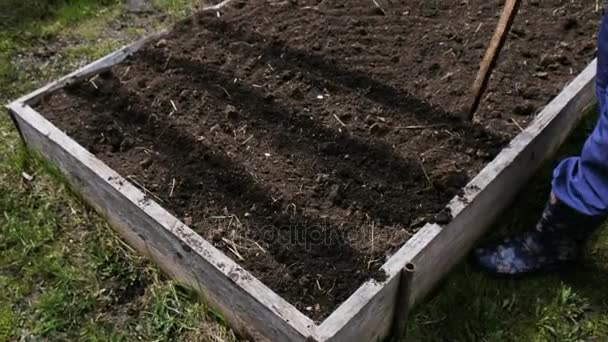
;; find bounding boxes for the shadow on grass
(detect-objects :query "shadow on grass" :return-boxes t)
[407,112,608,341]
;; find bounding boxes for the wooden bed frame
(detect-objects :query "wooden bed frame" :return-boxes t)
[5,11,597,341]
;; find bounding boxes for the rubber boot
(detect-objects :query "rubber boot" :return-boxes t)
[471,193,605,276]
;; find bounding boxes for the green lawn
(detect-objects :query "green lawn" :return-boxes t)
[408,113,608,341]
[0,1,237,341]
[1,1,608,341]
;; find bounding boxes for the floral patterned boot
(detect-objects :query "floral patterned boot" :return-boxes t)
[471,194,605,276]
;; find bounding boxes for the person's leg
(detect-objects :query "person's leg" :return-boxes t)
[472,194,604,276]
[471,14,608,276]
[553,13,608,217]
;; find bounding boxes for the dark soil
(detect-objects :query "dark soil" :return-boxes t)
[36,0,598,321]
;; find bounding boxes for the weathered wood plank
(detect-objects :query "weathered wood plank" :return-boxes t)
[7,102,315,342]
[314,225,440,342]
[316,276,399,342]
[203,0,235,11]
[316,58,596,342]
[17,0,236,107]
[384,58,597,306]
[17,30,168,106]
[5,17,598,342]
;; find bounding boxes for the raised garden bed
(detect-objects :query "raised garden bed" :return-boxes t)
[6,1,600,341]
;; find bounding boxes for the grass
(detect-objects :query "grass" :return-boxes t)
[0,1,236,341]
[1,1,608,341]
[407,114,608,341]
[0,115,236,342]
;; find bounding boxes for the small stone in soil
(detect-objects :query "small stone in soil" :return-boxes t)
[225,104,239,119]
[513,102,536,116]
[263,93,275,102]
[475,149,492,159]
[364,115,376,125]
[120,137,134,152]
[390,229,411,247]
[521,87,540,100]
[410,216,427,228]
[209,228,224,242]
[327,184,342,204]
[432,212,451,225]
[339,113,352,122]
[139,156,153,168]
[540,53,570,67]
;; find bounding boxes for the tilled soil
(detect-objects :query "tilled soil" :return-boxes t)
[36,0,598,320]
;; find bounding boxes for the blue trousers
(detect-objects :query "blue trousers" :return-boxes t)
[552,15,608,217]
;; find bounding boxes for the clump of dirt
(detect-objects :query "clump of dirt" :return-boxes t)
[36,0,598,320]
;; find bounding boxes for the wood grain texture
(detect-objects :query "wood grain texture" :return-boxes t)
[17,0,237,107]
[467,0,522,119]
[315,276,399,342]
[7,102,315,342]
[5,20,597,341]
[17,30,168,106]
[385,59,597,307]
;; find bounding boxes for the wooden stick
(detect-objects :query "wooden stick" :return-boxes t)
[466,0,522,121]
